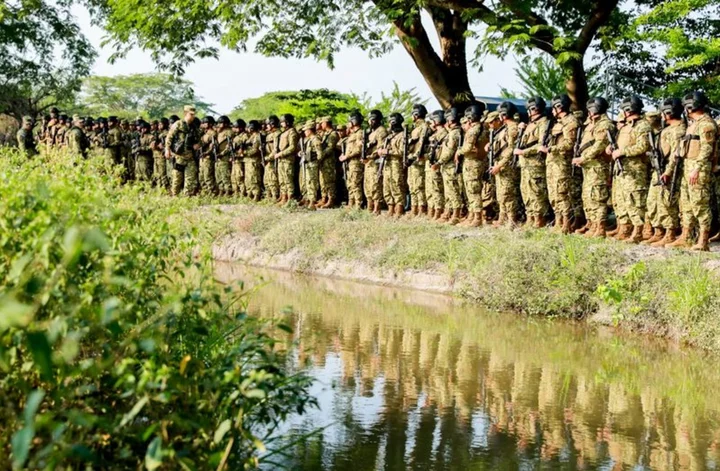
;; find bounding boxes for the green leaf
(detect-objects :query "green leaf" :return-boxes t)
[0,295,33,331]
[26,331,53,381]
[145,436,163,470]
[213,419,232,444]
[23,389,45,424]
[11,426,34,470]
[119,396,149,429]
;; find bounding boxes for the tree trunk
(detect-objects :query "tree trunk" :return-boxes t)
[565,59,589,112]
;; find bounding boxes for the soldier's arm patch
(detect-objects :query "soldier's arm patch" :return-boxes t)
[704,129,716,143]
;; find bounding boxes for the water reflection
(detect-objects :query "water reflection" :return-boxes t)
[216,263,720,471]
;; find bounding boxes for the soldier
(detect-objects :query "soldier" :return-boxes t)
[336,124,349,205]
[319,117,339,208]
[378,113,407,217]
[264,116,281,201]
[572,97,614,238]
[16,116,38,158]
[243,120,263,201]
[46,107,59,148]
[667,91,718,251]
[339,112,365,210]
[166,105,201,196]
[514,97,551,228]
[56,115,68,148]
[120,119,133,181]
[407,104,430,217]
[273,114,300,205]
[609,96,652,243]
[433,108,462,225]
[489,102,521,227]
[362,110,388,215]
[456,103,489,227]
[67,115,90,159]
[299,120,323,209]
[198,116,218,195]
[135,121,154,181]
[231,119,247,197]
[152,118,169,189]
[166,116,180,188]
[214,116,234,196]
[426,110,448,220]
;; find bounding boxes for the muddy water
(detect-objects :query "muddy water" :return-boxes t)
[216,263,720,471]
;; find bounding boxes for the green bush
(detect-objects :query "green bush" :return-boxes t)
[0,150,315,469]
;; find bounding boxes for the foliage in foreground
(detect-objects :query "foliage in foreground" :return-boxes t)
[0,150,315,469]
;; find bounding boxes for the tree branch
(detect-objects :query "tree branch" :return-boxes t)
[575,0,619,53]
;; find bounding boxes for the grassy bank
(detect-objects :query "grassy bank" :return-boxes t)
[216,205,720,350]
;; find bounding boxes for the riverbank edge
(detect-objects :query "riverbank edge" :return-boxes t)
[210,204,720,350]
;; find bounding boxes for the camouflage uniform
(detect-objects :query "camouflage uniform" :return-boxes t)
[152,131,169,188]
[437,124,462,212]
[381,129,407,210]
[243,132,263,199]
[546,114,580,222]
[16,121,37,157]
[67,124,89,159]
[615,117,652,227]
[166,120,200,196]
[276,127,300,198]
[319,127,339,204]
[263,130,280,199]
[456,121,489,216]
[680,114,717,232]
[493,121,520,223]
[215,128,234,194]
[364,126,388,207]
[577,115,613,227]
[408,120,430,209]
[105,127,123,171]
[343,128,365,207]
[647,122,686,231]
[300,126,323,204]
[518,116,550,223]
[231,131,247,196]
[135,133,154,182]
[199,128,218,195]
[426,127,448,214]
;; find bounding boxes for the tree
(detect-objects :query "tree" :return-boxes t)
[0,1,95,122]
[67,74,213,120]
[500,56,604,100]
[87,0,626,110]
[359,82,429,119]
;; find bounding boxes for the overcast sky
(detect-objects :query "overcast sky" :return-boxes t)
[73,6,522,115]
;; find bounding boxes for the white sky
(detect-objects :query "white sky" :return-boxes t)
[73,6,521,115]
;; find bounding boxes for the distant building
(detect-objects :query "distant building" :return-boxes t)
[475,96,529,122]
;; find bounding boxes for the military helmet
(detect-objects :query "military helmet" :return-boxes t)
[169,115,180,124]
[349,111,363,126]
[660,98,684,119]
[248,120,260,132]
[50,107,59,115]
[267,115,280,127]
[586,97,609,116]
[526,97,547,114]
[444,107,460,123]
[234,119,246,129]
[552,95,572,113]
[140,121,151,130]
[683,91,709,112]
[201,116,216,125]
[620,95,644,115]
[389,112,404,128]
[280,113,295,126]
[218,115,231,126]
[498,101,518,119]
[160,117,169,127]
[97,117,107,125]
[431,109,446,125]
[59,114,68,122]
[464,103,486,123]
[412,104,428,119]
[368,109,384,122]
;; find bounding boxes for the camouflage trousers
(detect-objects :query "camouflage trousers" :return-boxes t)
[135,154,153,182]
[520,163,549,218]
[382,157,405,206]
[496,166,520,221]
[123,150,134,181]
[571,169,585,221]
[680,162,712,231]
[215,157,232,194]
[263,161,279,199]
[319,158,337,201]
[425,162,444,211]
[232,160,246,196]
[165,159,174,190]
[346,159,364,205]
[463,159,486,212]
[647,181,679,229]
[300,161,320,202]
[153,152,167,188]
[171,158,198,196]
[364,161,383,204]
[277,158,294,196]
[615,164,648,227]
[581,165,610,224]
[482,176,497,213]
[441,163,462,210]
[244,158,262,199]
[408,161,426,207]
[546,159,573,218]
[199,157,216,194]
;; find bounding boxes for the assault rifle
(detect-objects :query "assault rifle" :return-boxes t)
[648,131,666,189]
[669,136,688,200]
[341,139,348,181]
[538,117,555,157]
[101,127,109,149]
[485,128,496,182]
[227,135,236,162]
[455,129,464,175]
[360,129,369,162]
[428,137,441,166]
[259,133,266,165]
[299,136,307,194]
[131,133,141,157]
[274,132,281,174]
[511,123,526,168]
[402,126,409,169]
[607,129,624,175]
[211,134,220,162]
[406,125,429,168]
[378,133,392,176]
[572,126,584,176]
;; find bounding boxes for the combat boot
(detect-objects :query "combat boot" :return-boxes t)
[373,201,382,216]
[535,215,547,229]
[492,214,506,228]
[561,215,572,234]
[385,204,395,217]
[572,214,586,231]
[709,231,720,243]
[652,228,676,248]
[642,228,665,246]
[606,225,620,237]
[574,221,590,234]
[614,224,632,241]
[463,212,477,227]
[439,209,450,222]
[583,222,596,238]
[641,222,653,241]
[420,206,428,217]
[592,221,607,238]
[523,216,535,229]
[367,200,374,214]
[448,208,461,225]
[395,204,404,218]
[469,212,482,228]
[626,225,643,244]
[552,215,563,233]
[667,226,692,248]
[691,229,711,252]
[410,205,418,218]
[307,201,317,211]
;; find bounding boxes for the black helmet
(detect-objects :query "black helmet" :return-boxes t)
[169,115,180,124]
[140,121,151,130]
[586,97,609,116]
[389,112,404,129]
[526,97,547,114]
[412,104,428,119]
[683,91,709,112]
[498,101,517,119]
[368,109,384,124]
[50,107,59,115]
[349,111,363,126]
[431,110,446,126]
[233,119,246,129]
[248,120,260,132]
[201,116,216,125]
[280,113,294,126]
[464,103,486,123]
[218,115,231,126]
[160,117,169,127]
[267,115,280,128]
[444,107,460,123]
[59,114,68,122]
[661,98,684,119]
[552,95,572,113]
[620,95,644,115]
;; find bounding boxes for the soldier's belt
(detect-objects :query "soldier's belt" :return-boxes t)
[578,140,595,153]
[683,135,700,141]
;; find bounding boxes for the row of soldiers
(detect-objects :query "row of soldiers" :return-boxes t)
[21,90,719,251]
